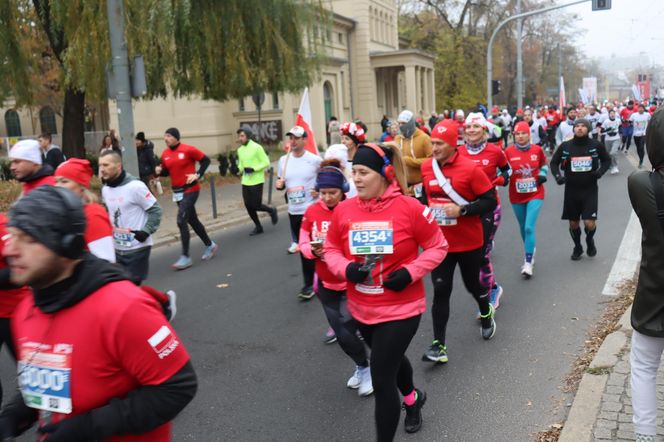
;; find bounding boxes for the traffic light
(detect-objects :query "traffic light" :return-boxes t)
[492,80,502,96]
[592,0,611,11]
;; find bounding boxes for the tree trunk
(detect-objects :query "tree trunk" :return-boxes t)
[62,88,86,158]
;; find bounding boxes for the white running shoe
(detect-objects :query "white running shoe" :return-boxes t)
[347,366,361,389]
[287,242,299,254]
[165,290,177,321]
[521,261,533,279]
[357,366,373,396]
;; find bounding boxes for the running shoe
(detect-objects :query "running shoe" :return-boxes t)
[270,208,279,225]
[347,366,362,389]
[297,286,314,301]
[323,326,337,344]
[357,366,373,397]
[165,290,177,321]
[571,245,583,261]
[403,389,427,434]
[586,238,597,257]
[635,434,656,442]
[480,305,496,340]
[249,227,264,236]
[422,340,448,363]
[489,284,503,309]
[201,242,218,260]
[287,242,299,254]
[172,255,193,270]
[521,261,533,279]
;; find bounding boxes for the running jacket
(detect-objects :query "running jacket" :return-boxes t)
[550,136,611,188]
[394,128,432,186]
[237,139,270,186]
[160,143,207,193]
[20,165,56,195]
[324,182,447,324]
[504,144,548,204]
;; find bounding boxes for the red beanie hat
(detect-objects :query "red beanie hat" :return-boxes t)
[514,121,530,134]
[55,158,94,189]
[431,120,458,146]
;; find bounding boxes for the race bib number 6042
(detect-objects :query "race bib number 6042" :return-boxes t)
[349,221,393,255]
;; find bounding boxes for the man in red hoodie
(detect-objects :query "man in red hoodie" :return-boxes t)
[8,139,56,195]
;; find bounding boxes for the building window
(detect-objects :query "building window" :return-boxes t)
[39,106,57,135]
[4,110,21,137]
[323,81,334,125]
[338,33,343,44]
[239,98,245,112]
[272,92,279,110]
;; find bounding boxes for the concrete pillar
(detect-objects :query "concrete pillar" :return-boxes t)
[429,69,436,113]
[405,65,417,112]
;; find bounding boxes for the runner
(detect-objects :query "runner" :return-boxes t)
[0,186,196,441]
[155,127,218,270]
[8,139,56,195]
[276,126,321,300]
[620,100,635,152]
[630,104,652,168]
[454,110,465,145]
[523,109,546,147]
[339,121,366,163]
[324,143,447,440]
[555,107,578,148]
[458,112,511,309]
[550,118,611,260]
[600,109,622,174]
[394,110,432,198]
[545,106,561,154]
[420,119,497,365]
[586,105,602,141]
[236,127,278,236]
[504,121,548,278]
[299,159,372,396]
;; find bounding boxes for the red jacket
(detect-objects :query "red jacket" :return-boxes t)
[504,144,547,204]
[324,183,447,324]
[22,169,56,195]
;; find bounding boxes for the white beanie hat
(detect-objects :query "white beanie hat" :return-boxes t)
[455,109,465,117]
[324,144,349,170]
[464,112,487,128]
[9,139,42,165]
[397,110,414,123]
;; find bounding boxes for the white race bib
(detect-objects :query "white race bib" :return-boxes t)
[172,191,184,202]
[18,348,73,414]
[429,202,457,226]
[113,229,133,247]
[515,177,537,193]
[349,221,394,255]
[570,156,592,172]
[287,186,306,205]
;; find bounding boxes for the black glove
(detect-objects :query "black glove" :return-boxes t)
[382,268,412,292]
[592,169,603,179]
[131,230,149,242]
[536,175,547,186]
[555,175,566,185]
[38,413,94,442]
[346,262,369,284]
[243,167,254,174]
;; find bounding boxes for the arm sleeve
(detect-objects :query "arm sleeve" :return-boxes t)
[88,237,117,263]
[596,143,612,177]
[142,203,162,235]
[550,145,563,178]
[158,154,169,177]
[255,145,271,173]
[464,189,497,216]
[322,210,351,280]
[403,205,448,282]
[0,392,39,436]
[494,156,511,186]
[147,148,157,173]
[403,137,432,168]
[298,213,315,260]
[131,183,162,234]
[196,156,211,177]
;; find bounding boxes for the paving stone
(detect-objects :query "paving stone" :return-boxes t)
[602,401,623,412]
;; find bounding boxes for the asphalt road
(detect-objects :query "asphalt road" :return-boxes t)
[1,152,637,441]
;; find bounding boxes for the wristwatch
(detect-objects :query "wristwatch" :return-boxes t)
[459,205,468,216]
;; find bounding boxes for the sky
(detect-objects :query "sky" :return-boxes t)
[561,0,664,66]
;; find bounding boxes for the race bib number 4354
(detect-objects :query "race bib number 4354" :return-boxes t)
[18,348,72,414]
[349,221,393,255]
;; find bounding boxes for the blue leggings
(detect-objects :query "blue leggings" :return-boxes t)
[511,199,544,255]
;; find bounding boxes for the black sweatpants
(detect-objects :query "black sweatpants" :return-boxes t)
[177,191,212,256]
[357,315,420,442]
[0,317,15,407]
[288,214,314,288]
[317,282,368,367]
[431,248,490,345]
[242,183,273,229]
[634,135,646,165]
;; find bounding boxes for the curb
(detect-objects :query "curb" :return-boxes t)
[152,203,289,249]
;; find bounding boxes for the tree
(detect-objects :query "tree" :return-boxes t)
[0,0,324,158]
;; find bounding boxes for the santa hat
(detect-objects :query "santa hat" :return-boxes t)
[464,112,488,128]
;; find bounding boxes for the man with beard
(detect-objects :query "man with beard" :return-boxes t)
[8,139,56,195]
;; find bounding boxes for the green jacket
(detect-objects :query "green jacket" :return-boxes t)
[237,139,270,186]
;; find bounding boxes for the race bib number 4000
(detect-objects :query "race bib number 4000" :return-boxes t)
[349,221,394,255]
[570,156,592,172]
[515,177,537,193]
[18,349,72,414]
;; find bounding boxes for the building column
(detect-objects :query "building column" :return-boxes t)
[404,65,417,112]
[428,69,435,113]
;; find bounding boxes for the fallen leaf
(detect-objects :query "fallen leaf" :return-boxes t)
[226,273,232,277]
[216,283,229,288]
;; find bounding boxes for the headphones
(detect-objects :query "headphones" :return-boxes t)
[361,143,395,182]
[52,187,86,259]
[315,166,351,193]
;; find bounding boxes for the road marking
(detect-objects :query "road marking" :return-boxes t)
[602,210,641,296]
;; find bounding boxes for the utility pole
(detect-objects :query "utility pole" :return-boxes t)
[106,0,139,177]
[487,0,592,110]
[516,0,523,109]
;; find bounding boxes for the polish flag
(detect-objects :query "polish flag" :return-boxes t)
[559,76,566,112]
[295,88,319,155]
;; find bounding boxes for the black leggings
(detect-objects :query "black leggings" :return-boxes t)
[288,214,314,288]
[0,318,15,407]
[431,248,490,345]
[177,191,212,256]
[357,315,420,442]
[317,282,367,367]
[242,184,273,228]
[634,136,646,165]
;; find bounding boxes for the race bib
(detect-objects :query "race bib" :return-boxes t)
[18,347,72,414]
[413,183,423,198]
[287,186,306,205]
[113,229,133,247]
[349,221,393,255]
[429,203,457,226]
[515,177,537,193]
[570,156,592,172]
[172,191,184,202]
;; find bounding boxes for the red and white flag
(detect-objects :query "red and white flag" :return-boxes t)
[295,88,319,155]
[559,76,566,111]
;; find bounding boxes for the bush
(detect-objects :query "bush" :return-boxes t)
[0,159,11,181]
[217,153,229,176]
[86,153,99,176]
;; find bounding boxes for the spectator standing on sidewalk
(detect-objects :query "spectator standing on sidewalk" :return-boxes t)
[135,132,157,187]
[237,127,278,236]
[628,108,664,442]
[37,133,65,170]
[156,127,218,270]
